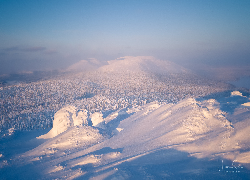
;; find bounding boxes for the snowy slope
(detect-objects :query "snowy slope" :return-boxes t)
[0,56,230,133]
[95,56,195,87]
[1,91,249,179]
[84,56,229,105]
[100,56,189,74]
[1,56,248,179]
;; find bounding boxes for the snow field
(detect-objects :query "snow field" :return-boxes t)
[1,57,250,179]
[0,56,230,133]
[6,91,248,179]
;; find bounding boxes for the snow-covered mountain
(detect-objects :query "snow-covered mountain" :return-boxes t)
[0,56,230,132]
[99,56,189,74]
[1,56,249,179]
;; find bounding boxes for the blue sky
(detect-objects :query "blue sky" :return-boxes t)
[0,0,250,73]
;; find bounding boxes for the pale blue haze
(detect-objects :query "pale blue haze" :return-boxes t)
[0,0,250,73]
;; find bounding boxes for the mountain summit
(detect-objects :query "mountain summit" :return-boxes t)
[99,56,190,75]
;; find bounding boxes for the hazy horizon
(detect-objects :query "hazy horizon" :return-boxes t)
[1,2,250,178]
[1,0,250,74]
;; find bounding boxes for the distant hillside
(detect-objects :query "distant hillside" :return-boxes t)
[85,56,229,99]
[99,56,190,74]
[0,56,230,132]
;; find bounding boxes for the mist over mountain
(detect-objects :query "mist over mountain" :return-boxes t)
[65,58,106,73]
[0,56,250,179]
[1,0,250,178]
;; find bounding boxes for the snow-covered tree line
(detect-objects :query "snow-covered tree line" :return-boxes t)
[0,70,229,132]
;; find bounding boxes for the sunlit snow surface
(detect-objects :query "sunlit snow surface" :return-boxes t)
[1,57,250,179]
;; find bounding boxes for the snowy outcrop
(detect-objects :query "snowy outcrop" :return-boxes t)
[73,109,88,126]
[38,106,88,139]
[242,102,250,107]
[231,91,244,97]
[90,112,105,128]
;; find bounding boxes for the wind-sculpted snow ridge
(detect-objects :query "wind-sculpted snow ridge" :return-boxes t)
[37,106,88,139]
[0,56,230,133]
[2,94,249,179]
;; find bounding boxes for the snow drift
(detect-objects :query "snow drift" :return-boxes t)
[38,106,88,139]
[11,91,250,179]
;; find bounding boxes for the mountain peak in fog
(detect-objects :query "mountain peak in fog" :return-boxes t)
[100,56,190,75]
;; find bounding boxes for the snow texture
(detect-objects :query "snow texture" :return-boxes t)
[38,106,88,139]
[0,56,250,179]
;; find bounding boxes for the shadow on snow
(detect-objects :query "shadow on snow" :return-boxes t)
[196,90,250,115]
